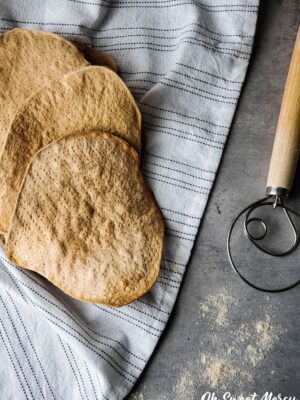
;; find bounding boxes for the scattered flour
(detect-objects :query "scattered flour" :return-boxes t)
[237,323,252,343]
[246,316,278,365]
[131,393,145,400]
[132,289,281,399]
[256,317,277,348]
[199,289,236,327]
[175,368,195,400]
[202,356,236,387]
[177,288,281,394]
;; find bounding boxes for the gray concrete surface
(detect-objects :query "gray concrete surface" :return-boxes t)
[128,1,300,399]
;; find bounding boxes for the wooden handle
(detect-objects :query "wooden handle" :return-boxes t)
[267,27,300,196]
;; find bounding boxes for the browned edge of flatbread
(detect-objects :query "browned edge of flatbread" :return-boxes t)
[72,41,117,72]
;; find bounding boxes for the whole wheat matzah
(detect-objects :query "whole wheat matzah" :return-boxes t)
[0,28,90,153]
[0,65,141,234]
[6,132,164,306]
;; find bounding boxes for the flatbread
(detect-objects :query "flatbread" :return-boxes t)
[0,29,117,153]
[72,41,117,72]
[0,65,141,234]
[0,28,90,153]
[6,132,164,306]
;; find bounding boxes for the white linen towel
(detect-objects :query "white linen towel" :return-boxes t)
[0,1,259,398]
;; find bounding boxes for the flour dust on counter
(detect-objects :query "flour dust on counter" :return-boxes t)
[175,287,282,392]
[129,285,283,398]
[199,288,237,327]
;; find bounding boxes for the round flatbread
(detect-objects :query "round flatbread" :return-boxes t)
[6,132,164,306]
[0,65,141,234]
[0,28,90,153]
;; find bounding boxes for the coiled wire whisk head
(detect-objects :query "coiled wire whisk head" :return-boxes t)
[227,195,300,292]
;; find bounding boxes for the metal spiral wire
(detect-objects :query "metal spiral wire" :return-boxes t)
[227,196,300,292]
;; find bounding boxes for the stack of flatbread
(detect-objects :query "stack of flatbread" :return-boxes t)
[0,28,164,306]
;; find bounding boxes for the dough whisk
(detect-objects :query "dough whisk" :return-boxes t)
[227,27,300,293]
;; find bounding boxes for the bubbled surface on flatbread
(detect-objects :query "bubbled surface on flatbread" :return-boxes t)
[0,28,90,153]
[0,65,141,234]
[6,132,164,306]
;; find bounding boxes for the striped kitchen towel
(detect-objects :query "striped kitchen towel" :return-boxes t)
[0,1,259,399]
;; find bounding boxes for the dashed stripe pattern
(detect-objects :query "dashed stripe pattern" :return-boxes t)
[0,1,258,399]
